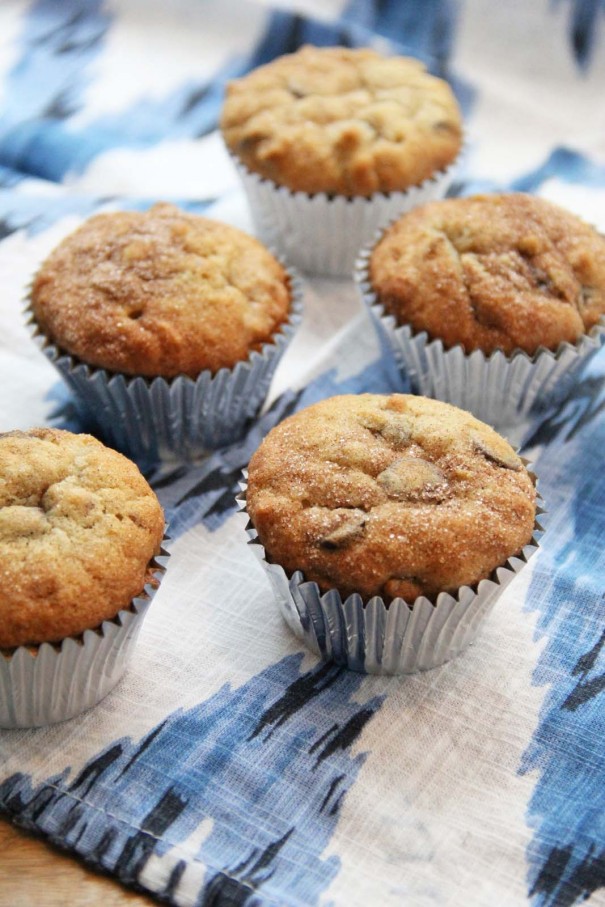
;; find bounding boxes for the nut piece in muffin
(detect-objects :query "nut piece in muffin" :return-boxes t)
[0,428,165,648]
[246,394,536,603]
[30,203,291,378]
[221,45,462,197]
[370,193,605,355]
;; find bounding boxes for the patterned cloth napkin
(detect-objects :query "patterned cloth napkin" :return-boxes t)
[1,2,605,905]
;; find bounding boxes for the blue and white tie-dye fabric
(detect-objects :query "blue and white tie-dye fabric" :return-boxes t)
[1,1,605,905]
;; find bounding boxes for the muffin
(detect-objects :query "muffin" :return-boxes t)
[357,194,605,432]
[28,203,302,462]
[0,428,167,727]
[221,45,463,275]
[241,394,541,674]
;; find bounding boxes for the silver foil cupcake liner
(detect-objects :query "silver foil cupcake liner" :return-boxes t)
[26,262,303,464]
[355,244,605,433]
[231,146,462,277]
[237,478,544,675]
[0,543,170,729]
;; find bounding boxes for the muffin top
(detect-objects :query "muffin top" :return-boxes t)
[221,45,462,197]
[31,203,291,378]
[246,394,536,603]
[0,428,165,647]
[369,193,605,356]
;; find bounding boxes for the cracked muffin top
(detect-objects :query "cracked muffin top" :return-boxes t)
[246,394,536,603]
[369,193,605,356]
[0,428,165,647]
[31,203,291,378]
[221,45,462,197]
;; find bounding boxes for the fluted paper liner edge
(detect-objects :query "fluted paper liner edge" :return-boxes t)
[354,242,605,430]
[0,544,170,728]
[25,260,304,462]
[236,476,544,675]
[230,144,464,277]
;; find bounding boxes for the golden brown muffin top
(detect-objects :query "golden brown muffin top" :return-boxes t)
[0,428,165,647]
[221,45,462,197]
[31,203,291,378]
[246,394,536,603]
[369,193,605,356]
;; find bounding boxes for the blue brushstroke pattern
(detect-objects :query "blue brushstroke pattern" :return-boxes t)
[0,0,109,179]
[554,0,605,69]
[447,146,605,199]
[498,135,605,907]
[519,370,605,905]
[0,0,476,239]
[523,352,605,450]
[511,146,605,193]
[0,188,214,238]
[342,0,475,114]
[0,0,244,182]
[344,0,457,66]
[0,164,26,189]
[0,0,110,132]
[0,655,383,906]
[0,2,472,187]
[243,7,380,63]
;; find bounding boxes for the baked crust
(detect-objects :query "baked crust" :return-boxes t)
[221,45,462,197]
[0,429,165,647]
[31,204,291,378]
[370,193,605,355]
[246,394,536,602]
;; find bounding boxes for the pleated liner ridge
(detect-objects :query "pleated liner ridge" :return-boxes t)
[0,544,170,728]
[237,477,544,675]
[26,262,303,463]
[354,244,605,431]
[231,145,463,278]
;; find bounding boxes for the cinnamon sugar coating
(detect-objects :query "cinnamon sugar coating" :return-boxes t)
[370,193,605,355]
[246,395,536,603]
[0,429,165,647]
[221,45,462,197]
[31,204,291,378]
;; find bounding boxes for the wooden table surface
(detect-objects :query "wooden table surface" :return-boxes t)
[0,817,154,907]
